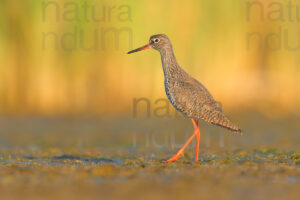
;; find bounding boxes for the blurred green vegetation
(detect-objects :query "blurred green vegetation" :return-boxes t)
[0,0,299,116]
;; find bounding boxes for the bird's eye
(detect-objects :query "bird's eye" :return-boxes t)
[154,38,160,43]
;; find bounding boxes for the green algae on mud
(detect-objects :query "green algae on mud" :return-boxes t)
[0,148,300,200]
[0,115,300,199]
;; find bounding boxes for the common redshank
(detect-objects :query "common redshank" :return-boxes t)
[128,34,242,163]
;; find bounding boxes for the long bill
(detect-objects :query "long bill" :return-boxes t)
[127,44,151,54]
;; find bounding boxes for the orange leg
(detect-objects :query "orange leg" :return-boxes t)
[195,121,200,162]
[165,119,200,163]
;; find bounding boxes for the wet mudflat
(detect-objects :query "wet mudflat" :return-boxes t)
[0,114,299,200]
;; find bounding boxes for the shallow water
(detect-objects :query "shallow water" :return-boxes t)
[0,114,299,200]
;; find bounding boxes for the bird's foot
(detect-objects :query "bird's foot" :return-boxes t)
[164,151,184,163]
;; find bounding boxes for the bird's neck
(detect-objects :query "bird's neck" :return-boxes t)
[160,48,181,78]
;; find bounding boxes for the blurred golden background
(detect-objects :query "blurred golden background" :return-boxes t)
[1,2,300,199]
[0,0,299,117]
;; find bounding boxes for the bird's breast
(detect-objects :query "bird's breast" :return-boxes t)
[164,79,174,103]
[164,78,183,113]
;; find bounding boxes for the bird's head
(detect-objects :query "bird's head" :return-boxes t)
[127,34,171,54]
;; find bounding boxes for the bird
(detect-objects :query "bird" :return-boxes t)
[127,34,242,163]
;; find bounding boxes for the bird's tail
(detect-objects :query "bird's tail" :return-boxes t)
[211,113,242,134]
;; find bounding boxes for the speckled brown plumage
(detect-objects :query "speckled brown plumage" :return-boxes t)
[152,34,241,134]
[129,34,242,134]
